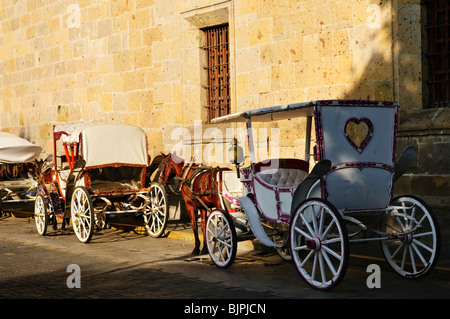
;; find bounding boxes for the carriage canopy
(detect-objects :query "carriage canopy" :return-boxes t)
[54,124,148,169]
[0,132,42,164]
[210,101,314,123]
[81,124,148,168]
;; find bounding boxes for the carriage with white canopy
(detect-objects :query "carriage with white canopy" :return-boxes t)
[0,132,42,217]
[34,123,168,243]
[206,99,441,290]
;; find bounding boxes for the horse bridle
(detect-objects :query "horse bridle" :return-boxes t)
[158,154,223,214]
[157,156,178,195]
[157,155,187,195]
[157,155,196,195]
[157,155,171,186]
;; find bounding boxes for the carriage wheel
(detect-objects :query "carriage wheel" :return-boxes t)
[71,186,94,243]
[290,199,349,290]
[272,233,292,261]
[144,182,168,238]
[34,193,49,236]
[206,209,237,268]
[276,246,292,261]
[94,212,107,230]
[381,196,441,279]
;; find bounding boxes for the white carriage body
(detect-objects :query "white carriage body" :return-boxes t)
[241,159,309,223]
[314,100,398,212]
[214,100,399,217]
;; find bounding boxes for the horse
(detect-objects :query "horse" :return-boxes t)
[158,153,229,255]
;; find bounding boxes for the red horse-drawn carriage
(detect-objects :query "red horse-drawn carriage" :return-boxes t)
[34,124,168,243]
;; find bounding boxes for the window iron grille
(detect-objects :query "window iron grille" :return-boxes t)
[202,24,230,122]
[426,0,450,108]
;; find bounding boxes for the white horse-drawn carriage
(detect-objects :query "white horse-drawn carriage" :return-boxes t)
[206,100,441,290]
[34,124,168,243]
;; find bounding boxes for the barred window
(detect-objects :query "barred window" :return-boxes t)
[426,0,450,108]
[203,24,230,122]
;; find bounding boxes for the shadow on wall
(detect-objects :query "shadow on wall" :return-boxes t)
[344,1,421,106]
[342,2,450,213]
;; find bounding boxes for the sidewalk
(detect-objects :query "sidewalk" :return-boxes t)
[164,220,257,251]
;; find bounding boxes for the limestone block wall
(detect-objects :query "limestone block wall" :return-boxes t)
[233,0,396,110]
[0,0,447,209]
[0,0,177,157]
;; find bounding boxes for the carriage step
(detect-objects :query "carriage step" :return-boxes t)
[237,196,281,248]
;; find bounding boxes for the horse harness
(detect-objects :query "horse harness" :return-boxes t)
[159,158,223,213]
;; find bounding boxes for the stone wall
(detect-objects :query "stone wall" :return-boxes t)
[395,107,450,210]
[0,0,448,209]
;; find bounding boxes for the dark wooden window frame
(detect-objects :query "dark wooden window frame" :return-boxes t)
[202,24,230,122]
[425,0,450,108]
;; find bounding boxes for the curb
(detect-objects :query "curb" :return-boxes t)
[165,226,256,251]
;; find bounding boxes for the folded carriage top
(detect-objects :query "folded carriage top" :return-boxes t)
[53,123,148,168]
[0,132,42,164]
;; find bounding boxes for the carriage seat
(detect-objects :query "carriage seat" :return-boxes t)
[255,159,309,188]
[258,169,308,187]
[87,166,144,192]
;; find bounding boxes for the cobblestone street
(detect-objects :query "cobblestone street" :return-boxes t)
[1,215,450,302]
[1,239,282,299]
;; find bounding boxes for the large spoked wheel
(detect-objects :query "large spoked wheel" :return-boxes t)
[144,182,168,238]
[381,195,441,279]
[35,193,49,236]
[290,198,349,290]
[272,232,292,261]
[71,186,95,243]
[206,209,237,269]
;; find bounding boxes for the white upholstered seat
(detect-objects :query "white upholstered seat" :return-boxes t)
[257,168,308,188]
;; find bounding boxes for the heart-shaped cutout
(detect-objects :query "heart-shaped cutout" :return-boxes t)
[344,117,373,153]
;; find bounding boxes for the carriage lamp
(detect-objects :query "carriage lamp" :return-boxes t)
[228,138,244,178]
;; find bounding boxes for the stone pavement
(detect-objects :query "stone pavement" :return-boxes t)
[3,208,450,281]
[0,240,279,299]
[1,214,449,301]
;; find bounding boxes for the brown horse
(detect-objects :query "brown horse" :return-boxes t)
[158,153,229,255]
